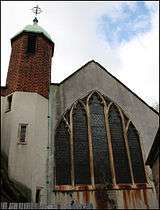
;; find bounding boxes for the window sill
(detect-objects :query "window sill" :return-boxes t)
[5,109,11,113]
[17,142,27,145]
[53,183,152,192]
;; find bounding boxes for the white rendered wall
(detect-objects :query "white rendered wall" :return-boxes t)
[1,95,12,157]
[1,92,48,202]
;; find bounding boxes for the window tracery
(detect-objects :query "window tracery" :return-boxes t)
[54,90,147,187]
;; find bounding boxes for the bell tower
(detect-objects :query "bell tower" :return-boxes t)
[5,6,54,98]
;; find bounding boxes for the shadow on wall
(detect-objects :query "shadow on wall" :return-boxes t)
[1,151,31,202]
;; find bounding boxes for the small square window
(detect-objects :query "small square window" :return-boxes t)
[6,95,12,112]
[18,124,28,144]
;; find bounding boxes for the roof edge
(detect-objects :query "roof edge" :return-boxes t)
[94,61,159,116]
[50,60,159,116]
[11,30,54,46]
[51,60,96,85]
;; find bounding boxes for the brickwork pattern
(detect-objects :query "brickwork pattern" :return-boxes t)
[3,33,54,98]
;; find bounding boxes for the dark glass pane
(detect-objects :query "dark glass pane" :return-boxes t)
[55,120,71,185]
[127,123,147,183]
[108,105,132,184]
[90,94,112,184]
[27,33,36,53]
[73,103,91,184]
[20,125,27,142]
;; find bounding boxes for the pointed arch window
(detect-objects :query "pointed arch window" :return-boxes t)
[55,120,71,185]
[54,91,147,188]
[89,94,112,184]
[73,102,91,184]
[108,105,132,184]
[127,122,147,183]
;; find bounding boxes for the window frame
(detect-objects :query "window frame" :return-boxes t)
[17,123,28,145]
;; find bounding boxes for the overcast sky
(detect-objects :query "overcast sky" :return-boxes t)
[1,1,159,106]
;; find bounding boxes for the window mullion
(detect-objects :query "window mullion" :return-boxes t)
[119,109,135,185]
[70,108,75,187]
[86,101,95,186]
[137,135,148,183]
[104,103,116,186]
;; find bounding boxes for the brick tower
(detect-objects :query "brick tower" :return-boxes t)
[5,18,54,98]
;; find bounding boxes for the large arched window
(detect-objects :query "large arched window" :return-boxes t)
[54,91,147,187]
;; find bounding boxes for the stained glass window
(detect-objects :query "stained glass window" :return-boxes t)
[55,120,71,185]
[90,94,112,184]
[127,123,147,183]
[54,91,147,187]
[73,103,91,184]
[108,105,132,184]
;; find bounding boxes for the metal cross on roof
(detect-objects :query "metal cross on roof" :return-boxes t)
[31,5,42,24]
[32,5,42,16]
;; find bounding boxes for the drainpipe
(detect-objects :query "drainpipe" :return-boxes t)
[46,86,51,205]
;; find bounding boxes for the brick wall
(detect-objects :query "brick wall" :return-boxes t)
[4,32,54,98]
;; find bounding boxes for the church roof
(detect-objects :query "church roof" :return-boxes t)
[51,60,159,116]
[12,22,52,42]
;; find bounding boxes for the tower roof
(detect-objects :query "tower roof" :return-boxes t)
[11,22,52,42]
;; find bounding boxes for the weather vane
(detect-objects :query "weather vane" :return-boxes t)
[31,5,42,24]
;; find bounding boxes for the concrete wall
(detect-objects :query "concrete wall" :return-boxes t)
[1,92,48,202]
[49,188,158,209]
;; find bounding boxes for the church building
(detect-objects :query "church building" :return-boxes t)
[1,14,159,209]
